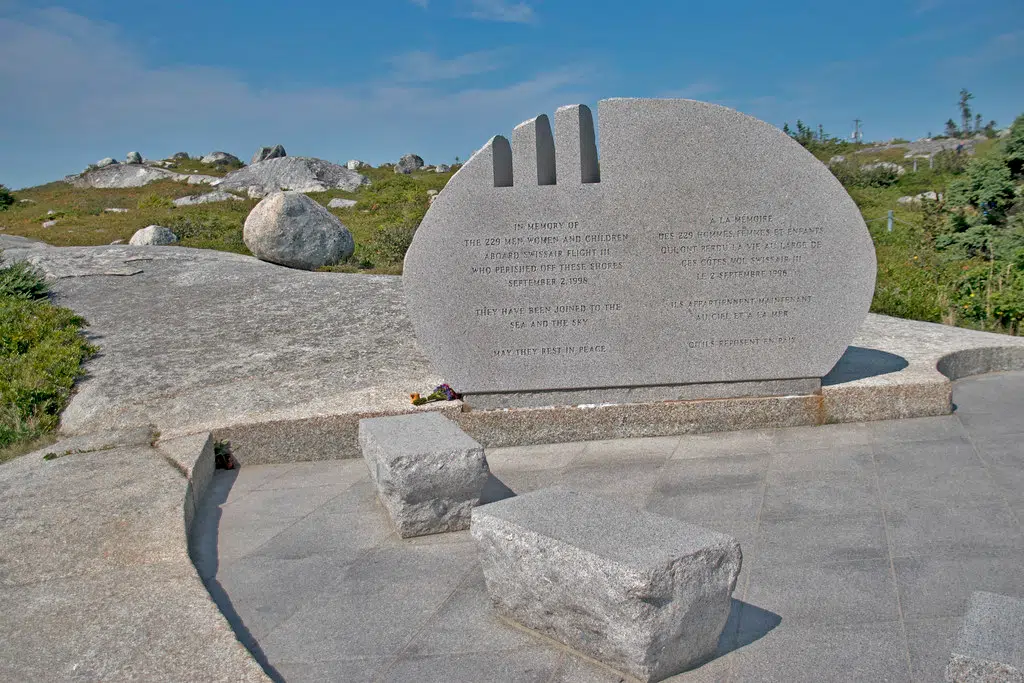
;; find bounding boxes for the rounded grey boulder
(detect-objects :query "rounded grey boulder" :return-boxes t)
[129,225,178,246]
[96,157,118,168]
[243,192,354,271]
[171,152,191,161]
[395,154,424,174]
[252,145,287,164]
[200,151,242,165]
[346,159,369,170]
[125,151,143,164]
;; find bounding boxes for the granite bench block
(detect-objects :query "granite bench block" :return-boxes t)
[470,487,742,682]
[946,591,1024,682]
[357,412,489,538]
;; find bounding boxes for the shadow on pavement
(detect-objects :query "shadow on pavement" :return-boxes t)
[189,467,285,683]
[822,345,909,385]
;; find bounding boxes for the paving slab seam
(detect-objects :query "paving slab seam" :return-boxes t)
[955,412,1024,533]
[372,561,483,682]
[868,443,915,680]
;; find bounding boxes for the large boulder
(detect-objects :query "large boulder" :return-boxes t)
[125,151,143,164]
[251,145,286,164]
[172,190,244,207]
[129,225,178,246]
[96,157,118,168]
[327,198,357,209]
[67,165,219,189]
[243,191,355,270]
[346,159,369,170]
[171,152,191,161]
[435,164,451,173]
[200,151,242,166]
[216,156,370,196]
[395,154,424,174]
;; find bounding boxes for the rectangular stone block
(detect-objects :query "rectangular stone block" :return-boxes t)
[471,487,742,682]
[946,591,1024,682]
[358,412,489,538]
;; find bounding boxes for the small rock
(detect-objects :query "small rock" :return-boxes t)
[172,190,244,207]
[200,151,242,165]
[395,154,424,174]
[47,209,56,215]
[125,151,143,164]
[42,220,58,228]
[96,157,118,168]
[110,239,125,245]
[435,164,451,173]
[897,196,915,205]
[251,145,287,164]
[104,208,130,213]
[828,155,846,166]
[861,161,906,176]
[19,198,36,204]
[346,160,369,170]
[327,198,357,209]
[426,189,439,196]
[917,191,940,201]
[243,191,354,270]
[129,225,178,246]
[186,174,218,185]
[171,152,190,161]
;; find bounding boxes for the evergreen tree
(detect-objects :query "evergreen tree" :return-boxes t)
[945,119,960,138]
[974,113,983,134]
[959,89,974,137]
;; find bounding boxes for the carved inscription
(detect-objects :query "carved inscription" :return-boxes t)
[458,212,825,360]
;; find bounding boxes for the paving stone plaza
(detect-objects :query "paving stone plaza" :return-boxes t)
[196,370,1024,682]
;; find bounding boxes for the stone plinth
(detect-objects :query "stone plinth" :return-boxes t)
[358,412,489,537]
[471,487,742,682]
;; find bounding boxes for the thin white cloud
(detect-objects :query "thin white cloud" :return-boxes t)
[941,30,1023,72]
[387,49,507,82]
[466,0,535,23]
[0,8,590,186]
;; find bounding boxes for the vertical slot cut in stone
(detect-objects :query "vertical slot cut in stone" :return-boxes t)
[492,135,512,188]
[512,115,557,186]
[556,104,601,184]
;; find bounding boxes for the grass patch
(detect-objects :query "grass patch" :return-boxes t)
[0,253,95,460]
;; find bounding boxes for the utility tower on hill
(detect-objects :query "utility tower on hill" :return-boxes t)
[851,119,863,143]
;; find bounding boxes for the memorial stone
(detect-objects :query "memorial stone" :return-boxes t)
[403,99,876,407]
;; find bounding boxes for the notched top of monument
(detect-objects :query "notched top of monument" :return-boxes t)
[480,104,600,188]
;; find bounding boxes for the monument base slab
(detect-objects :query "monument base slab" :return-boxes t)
[462,378,820,410]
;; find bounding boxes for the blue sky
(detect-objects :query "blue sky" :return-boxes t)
[1,0,1022,189]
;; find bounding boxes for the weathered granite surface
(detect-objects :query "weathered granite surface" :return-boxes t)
[404,99,876,398]
[946,591,1024,682]
[0,431,267,681]
[472,487,742,681]
[358,412,488,536]
[2,241,1023,460]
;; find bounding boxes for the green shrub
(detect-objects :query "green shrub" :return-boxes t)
[0,255,49,301]
[932,150,969,175]
[367,221,418,266]
[0,255,95,453]
[167,210,248,254]
[138,194,174,210]
[0,184,13,211]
